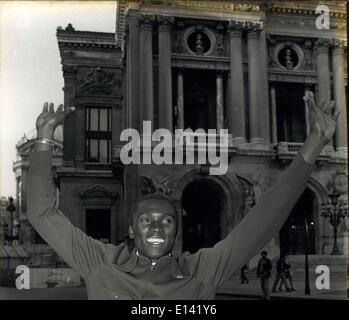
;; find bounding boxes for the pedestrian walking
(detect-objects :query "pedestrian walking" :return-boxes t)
[272,255,291,292]
[240,264,249,284]
[257,251,272,300]
[283,256,295,291]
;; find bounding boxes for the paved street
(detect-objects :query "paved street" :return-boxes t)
[217,276,348,300]
[1,276,347,300]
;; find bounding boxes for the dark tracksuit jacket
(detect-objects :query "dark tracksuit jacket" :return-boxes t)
[27,151,313,299]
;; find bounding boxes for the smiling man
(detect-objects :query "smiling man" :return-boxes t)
[27,92,339,299]
[129,194,178,262]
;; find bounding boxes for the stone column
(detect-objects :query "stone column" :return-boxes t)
[246,22,263,144]
[177,69,184,129]
[315,38,334,149]
[75,106,85,167]
[331,39,347,151]
[216,71,224,130]
[158,16,174,131]
[228,20,246,144]
[139,14,155,124]
[259,29,270,144]
[270,85,278,144]
[62,65,77,166]
[315,38,331,105]
[126,10,140,130]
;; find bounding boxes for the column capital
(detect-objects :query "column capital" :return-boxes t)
[314,38,331,54]
[245,22,263,38]
[157,15,174,32]
[138,14,156,31]
[62,65,77,79]
[330,38,346,55]
[228,20,244,37]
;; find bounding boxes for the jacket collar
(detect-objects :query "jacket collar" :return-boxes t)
[105,244,191,279]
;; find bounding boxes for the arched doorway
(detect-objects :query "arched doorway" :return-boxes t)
[279,188,316,255]
[181,178,226,253]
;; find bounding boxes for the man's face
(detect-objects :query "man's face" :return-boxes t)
[129,198,178,259]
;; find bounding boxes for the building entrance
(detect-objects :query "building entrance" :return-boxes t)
[181,178,224,253]
[279,188,316,255]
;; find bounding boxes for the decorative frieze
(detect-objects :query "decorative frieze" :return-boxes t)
[164,1,260,13]
[77,67,122,97]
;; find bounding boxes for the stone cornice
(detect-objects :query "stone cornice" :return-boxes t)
[57,27,118,50]
[266,1,346,19]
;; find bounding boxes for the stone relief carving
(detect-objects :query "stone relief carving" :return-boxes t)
[77,67,122,97]
[79,185,119,199]
[140,175,173,197]
[215,32,224,56]
[303,40,313,70]
[237,176,256,217]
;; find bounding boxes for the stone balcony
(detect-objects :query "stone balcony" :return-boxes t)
[277,142,338,163]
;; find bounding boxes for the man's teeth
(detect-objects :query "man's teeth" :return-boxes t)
[147,237,165,244]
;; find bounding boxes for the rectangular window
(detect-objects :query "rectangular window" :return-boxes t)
[85,107,112,163]
[86,209,111,243]
[276,83,306,142]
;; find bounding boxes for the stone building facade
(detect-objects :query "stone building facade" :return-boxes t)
[17,1,348,261]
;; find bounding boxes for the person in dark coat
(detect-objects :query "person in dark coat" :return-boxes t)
[272,255,291,292]
[240,264,249,284]
[257,251,272,299]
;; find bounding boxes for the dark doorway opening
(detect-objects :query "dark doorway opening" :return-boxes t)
[181,179,224,253]
[279,188,316,255]
[183,69,216,131]
[86,209,111,243]
[276,83,308,142]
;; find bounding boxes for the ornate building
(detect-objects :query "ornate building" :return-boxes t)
[13,129,63,253]
[19,1,348,265]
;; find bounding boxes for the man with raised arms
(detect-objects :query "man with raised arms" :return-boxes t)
[27,92,339,299]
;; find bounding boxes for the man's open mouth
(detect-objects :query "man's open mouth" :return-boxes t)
[146,237,165,245]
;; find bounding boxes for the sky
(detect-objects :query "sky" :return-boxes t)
[0,1,117,197]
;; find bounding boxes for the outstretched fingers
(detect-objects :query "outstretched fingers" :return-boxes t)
[303,92,316,111]
[324,100,335,116]
[56,105,75,122]
[56,104,64,113]
[43,102,48,113]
